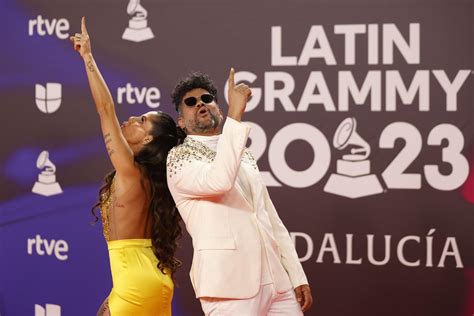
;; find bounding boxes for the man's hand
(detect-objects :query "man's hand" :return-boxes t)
[227,67,251,122]
[69,16,91,58]
[295,284,313,313]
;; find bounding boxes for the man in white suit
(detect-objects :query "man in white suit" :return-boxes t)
[167,69,313,315]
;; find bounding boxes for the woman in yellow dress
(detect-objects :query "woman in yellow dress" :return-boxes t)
[70,17,183,315]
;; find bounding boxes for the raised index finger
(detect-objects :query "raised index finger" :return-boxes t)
[228,67,235,89]
[81,16,88,34]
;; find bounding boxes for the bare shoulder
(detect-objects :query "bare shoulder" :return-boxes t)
[113,170,146,197]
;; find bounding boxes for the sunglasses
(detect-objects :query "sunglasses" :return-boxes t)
[183,94,215,107]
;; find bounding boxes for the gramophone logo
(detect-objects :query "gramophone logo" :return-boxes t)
[122,0,154,42]
[35,83,62,114]
[324,117,383,198]
[32,151,63,197]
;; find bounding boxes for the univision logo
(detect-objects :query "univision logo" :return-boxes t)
[35,83,62,114]
[35,304,61,316]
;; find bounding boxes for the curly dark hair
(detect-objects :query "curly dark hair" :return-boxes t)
[171,72,218,112]
[91,111,186,278]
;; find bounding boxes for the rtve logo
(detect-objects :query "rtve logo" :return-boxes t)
[28,15,70,39]
[27,234,69,261]
[117,83,160,108]
[35,304,61,316]
[35,83,62,114]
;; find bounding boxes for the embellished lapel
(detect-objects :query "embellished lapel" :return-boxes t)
[167,136,259,179]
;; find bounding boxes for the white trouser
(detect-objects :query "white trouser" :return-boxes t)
[200,283,303,316]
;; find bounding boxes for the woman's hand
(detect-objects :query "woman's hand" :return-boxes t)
[69,16,91,58]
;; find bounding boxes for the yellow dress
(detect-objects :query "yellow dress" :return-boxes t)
[100,180,174,315]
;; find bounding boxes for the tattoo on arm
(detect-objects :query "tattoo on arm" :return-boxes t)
[104,133,112,145]
[87,60,95,72]
[104,133,115,157]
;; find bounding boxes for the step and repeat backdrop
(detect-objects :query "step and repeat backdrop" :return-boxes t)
[0,0,473,315]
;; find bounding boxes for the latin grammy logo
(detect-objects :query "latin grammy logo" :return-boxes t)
[324,117,383,198]
[32,151,63,197]
[122,0,154,42]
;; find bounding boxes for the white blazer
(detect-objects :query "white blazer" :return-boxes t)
[167,118,308,299]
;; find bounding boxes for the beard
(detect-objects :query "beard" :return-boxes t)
[187,109,222,134]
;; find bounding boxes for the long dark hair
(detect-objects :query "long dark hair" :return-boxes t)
[91,111,186,277]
